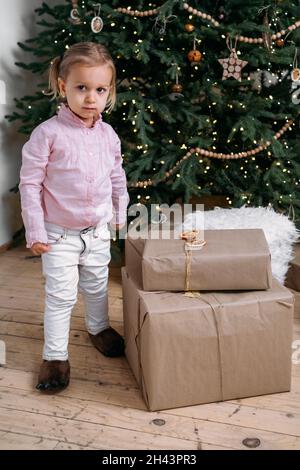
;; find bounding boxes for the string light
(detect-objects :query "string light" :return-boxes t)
[129,117,297,188]
[72,2,297,210]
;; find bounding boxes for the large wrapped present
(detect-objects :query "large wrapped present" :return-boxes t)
[122,268,293,411]
[125,229,272,291]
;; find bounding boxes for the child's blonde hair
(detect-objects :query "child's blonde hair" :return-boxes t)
[45,42,116,113]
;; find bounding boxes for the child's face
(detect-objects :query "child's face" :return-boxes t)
[58,63,112,126]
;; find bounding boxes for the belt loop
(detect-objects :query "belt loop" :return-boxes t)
[93,226,99,238]
[62,228,67,240]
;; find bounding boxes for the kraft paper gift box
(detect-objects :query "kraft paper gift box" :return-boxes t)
[125,229,272,292]
[122,268,293,411]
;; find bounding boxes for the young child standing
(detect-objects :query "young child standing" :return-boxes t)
[19,42,129,392]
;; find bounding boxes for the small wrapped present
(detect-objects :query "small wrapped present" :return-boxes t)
[126,229,272,291]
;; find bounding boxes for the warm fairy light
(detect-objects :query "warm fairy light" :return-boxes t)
[130,114,295,187]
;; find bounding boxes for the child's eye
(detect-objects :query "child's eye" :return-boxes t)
[97,88,107,94]
[77,85,85,91]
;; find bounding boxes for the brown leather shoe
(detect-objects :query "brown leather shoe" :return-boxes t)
[88,327,125,357]
[36,359,70,391]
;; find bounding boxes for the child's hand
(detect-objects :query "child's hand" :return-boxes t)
[110,222,125,230]
[110,223,126,231]
[30,242,51,255]
[115,223,125,231]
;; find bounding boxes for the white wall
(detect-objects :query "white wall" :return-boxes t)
[0,0,57,247]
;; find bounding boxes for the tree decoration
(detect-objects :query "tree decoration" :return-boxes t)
[218,38,248,81]
[184,23,195,33]
[183,2,300,44]
[171,83,183,93]
[152,14,177,35]
[6,0,300,227]
[70,0,81,24]
[183,2,220,27]
[116,6,158,17]
[169,63,183,99]
[291,47,300,81]
[262,9,272,50]
[91,3,104,33]
[187,38,202,64]
[129,118,297,188]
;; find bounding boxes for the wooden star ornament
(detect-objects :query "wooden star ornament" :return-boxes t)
[218,48,248,81]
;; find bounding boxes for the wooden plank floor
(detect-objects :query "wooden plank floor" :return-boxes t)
[0,245,300,450]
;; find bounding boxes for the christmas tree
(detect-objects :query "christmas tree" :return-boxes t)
[6,0,300,226]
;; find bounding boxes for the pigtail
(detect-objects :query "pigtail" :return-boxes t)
[44,56,63,101]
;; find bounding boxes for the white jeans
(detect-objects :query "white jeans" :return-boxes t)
[41,221,111,361]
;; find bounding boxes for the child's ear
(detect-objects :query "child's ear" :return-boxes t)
[57,77,66,97]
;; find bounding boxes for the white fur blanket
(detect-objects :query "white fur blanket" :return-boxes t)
[182,206,299,284]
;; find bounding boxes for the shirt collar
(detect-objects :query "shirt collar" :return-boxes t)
[57,103,103,129]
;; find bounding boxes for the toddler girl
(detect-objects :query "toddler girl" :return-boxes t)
[19,42,129,392]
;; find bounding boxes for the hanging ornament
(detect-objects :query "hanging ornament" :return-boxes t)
[276,38,285,47]
[187,38,203,64]
[172,83,183,93]
[188,50,202,62]
[292,68,300,81]
[91,3,104,33]
[169,63,184,101]
[152,14,177,35]
[250,71,262,92]
[218,36,248,81]
[291,47,300,81]
[70,0,81,24]
[261,9,272,50]
[184,23,195,33]
[262,70,279,87]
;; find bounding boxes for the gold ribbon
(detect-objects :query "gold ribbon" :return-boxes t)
[180,230,206,297]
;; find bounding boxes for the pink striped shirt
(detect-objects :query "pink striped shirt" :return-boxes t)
[19,104,129,248]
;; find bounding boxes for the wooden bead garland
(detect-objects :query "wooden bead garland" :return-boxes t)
[129,118,296,188]
[183,2,300,44]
